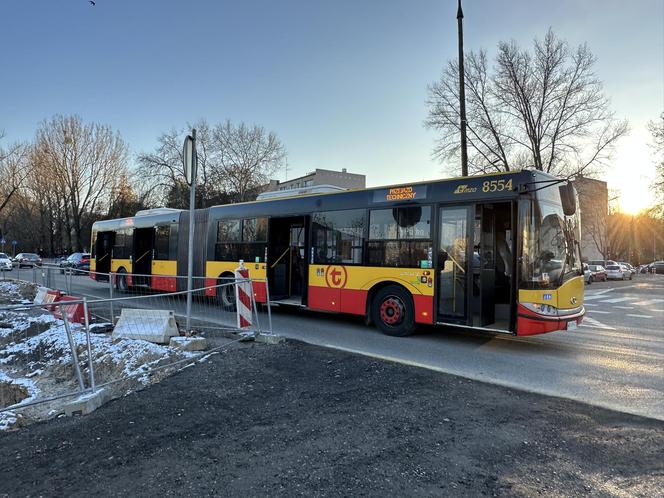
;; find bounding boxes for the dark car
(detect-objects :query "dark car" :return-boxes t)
[13,253,42,268]
[653,261,664,275]
[59,252,91,274]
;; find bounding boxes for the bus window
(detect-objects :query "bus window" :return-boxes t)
[217,219,241,242]
[112,228,133,259]
[215,217,268,262]
[367,206,432,267]
[242,217,268,243]
[154,225,170,260]
[312,209,365,264]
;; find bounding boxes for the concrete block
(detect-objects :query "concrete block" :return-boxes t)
[112,309,178,344]
[169,336,208,351]
[63,388,111,416]
[256,333,285,345]
[33,286,49,305]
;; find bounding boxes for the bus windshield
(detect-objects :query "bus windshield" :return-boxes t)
[519,186,581,289]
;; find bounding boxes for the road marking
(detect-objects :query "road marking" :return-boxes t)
[583,303,596,307]
[653,309,664,312]
[632,299,664,306]
[583,289,616,300]
[579,315,615,330]
[587,310,610,314]
[614,306,634,310]
[626,313,654,319]
[599,297,634,304]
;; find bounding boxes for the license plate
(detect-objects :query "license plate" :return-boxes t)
[567,321,578,331]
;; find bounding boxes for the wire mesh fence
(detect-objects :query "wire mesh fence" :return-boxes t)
[1,264,273,335]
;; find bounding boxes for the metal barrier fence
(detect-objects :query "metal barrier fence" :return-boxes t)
[0,278,269,420]
[1,264,273,335]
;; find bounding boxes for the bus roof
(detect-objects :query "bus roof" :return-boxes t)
[93,169,560,229]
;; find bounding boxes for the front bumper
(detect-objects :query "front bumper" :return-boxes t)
[517,304,585,335]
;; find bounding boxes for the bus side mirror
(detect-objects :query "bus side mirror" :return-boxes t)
[559,182,577,216]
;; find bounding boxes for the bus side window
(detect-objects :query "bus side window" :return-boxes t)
[312,210,365,264]
[367,206,432,267]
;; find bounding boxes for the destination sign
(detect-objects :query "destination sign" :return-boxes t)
[373,185,427,203]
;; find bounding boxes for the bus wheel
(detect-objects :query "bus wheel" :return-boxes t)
[116,269,128,293]
[217,275,236,310]
[372,285,416,337]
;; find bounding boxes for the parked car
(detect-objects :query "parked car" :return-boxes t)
[605,264,630,280]
[0,253,12,271]
[59,252,91,274]
[587,264,607,282]
[652,261,664,274]
[618,262,637,276]
[588,259,617,268]
[13,253,42,268]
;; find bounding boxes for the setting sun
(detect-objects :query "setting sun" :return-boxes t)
[615,181,656,215]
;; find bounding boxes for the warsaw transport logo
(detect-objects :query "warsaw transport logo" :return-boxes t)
[325,266,348,288]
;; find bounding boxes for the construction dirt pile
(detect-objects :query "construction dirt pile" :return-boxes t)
[0,281,196,431]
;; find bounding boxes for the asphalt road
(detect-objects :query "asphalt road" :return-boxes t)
[2,341,663,497]
[5,267,663,421]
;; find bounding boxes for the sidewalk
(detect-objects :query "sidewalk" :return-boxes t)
[1,340,662,497]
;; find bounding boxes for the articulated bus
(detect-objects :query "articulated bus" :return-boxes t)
[90,169,585,337]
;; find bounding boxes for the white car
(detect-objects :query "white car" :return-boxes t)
[605,264,631,280]
[618,262,637,276]
[0,252,12,271]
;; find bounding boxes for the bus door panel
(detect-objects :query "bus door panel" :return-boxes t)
[132,227,154,286]
[95,231,114,279]
[479,204,496,327]
[152,224,176,292]
[437,206,472,322]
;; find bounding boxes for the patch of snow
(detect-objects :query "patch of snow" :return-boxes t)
[0,411,18,431]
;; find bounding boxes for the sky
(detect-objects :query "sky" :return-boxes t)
[1,0,663,213]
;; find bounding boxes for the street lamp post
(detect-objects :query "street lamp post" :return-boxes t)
[183,129,197,332]
[457,0,469,177]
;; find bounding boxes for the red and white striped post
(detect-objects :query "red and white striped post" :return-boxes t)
[234,260,253,329]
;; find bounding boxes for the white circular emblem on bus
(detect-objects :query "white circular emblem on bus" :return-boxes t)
[571,296,577,305]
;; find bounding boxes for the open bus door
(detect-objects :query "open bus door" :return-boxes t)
[436,202,514,332]
[94,231,114,280]
[267,216,309,304]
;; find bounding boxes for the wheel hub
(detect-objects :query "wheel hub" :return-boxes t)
[380,297,404,325]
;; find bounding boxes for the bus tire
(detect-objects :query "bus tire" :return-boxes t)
[217,273,236,310]
[116,269,128,293]
[371,285,416,337]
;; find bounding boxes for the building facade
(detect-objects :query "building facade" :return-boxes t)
[266,168,366,192]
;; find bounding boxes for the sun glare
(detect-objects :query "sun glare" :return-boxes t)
[616,183,655,215]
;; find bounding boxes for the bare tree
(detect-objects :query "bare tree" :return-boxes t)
[426,29,628,176]
[35,115,128,251]
[136,119,219,208]
[648,112,664,200]
[0,139,30,215]
[138,119,287,206]
[212,120,287,202]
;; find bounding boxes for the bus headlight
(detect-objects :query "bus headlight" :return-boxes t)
[521,302,558,316]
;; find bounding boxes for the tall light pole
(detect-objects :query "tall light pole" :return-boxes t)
[183,129,197,332]
[457,0,469,177]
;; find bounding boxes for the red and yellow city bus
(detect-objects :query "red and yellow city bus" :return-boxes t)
[91,169,585,336]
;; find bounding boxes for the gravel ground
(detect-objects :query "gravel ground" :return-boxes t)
[0,340,662,497]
